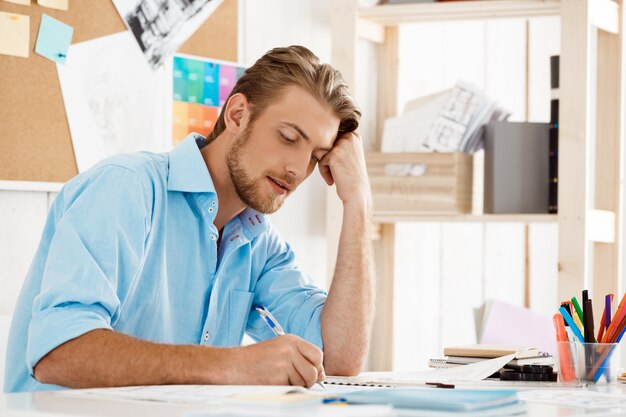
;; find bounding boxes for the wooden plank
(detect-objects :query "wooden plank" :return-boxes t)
[592,17,622,318]
[558,0,591,302]
[376,26,399,148]
[359,1,561,26]
[372,213,558,223]
[589,0,620,34]
[358,18,385,44]
[0,181,63,192]
[328,0,359,284]
[368,223,395,371]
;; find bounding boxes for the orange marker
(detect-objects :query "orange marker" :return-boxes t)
[554,313,575,382]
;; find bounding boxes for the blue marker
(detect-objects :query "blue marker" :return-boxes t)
[559,306,584,342]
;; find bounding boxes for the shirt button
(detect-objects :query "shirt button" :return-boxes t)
[211,201,216,206]
[203,331,209,341]
[209,207,214,213]
[211,235,216,241]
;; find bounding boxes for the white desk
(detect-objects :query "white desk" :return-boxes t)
[3,385,626,417]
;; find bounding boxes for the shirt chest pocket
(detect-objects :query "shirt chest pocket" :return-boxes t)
[226,289,254,346]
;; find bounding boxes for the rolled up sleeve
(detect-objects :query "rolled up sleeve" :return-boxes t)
[26,165,150,375]
[248,229,327,350]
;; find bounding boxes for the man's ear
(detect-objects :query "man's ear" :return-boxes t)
[223,93,250,135]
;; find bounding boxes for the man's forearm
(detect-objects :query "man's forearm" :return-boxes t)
[321,201,375,375]
[34,329,237,388]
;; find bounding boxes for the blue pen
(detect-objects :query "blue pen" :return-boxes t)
[254,305,285,336]
[559,306,584,342]
[254,305,326,390]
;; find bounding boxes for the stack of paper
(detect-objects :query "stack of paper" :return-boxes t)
[381,81,509,155]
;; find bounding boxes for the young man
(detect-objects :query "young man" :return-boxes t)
[4,46,374,392]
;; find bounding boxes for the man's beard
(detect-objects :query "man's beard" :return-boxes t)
[226,126,293,214]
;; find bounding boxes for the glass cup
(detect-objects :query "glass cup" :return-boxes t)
[556,342,621,384]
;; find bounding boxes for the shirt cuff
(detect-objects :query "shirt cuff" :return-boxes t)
[290,292,326,350]
[26,304,113,376]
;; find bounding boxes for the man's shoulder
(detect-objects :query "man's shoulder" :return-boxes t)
[78,151,168,187]
[94,151,168,177]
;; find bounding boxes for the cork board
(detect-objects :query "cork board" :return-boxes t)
[0,0,237,183]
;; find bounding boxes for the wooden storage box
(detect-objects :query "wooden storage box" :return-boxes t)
[366,152,473,215]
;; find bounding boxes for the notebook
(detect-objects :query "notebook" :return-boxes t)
[443,344,539,359]
[429,354,553,369]
[342,388,519,412]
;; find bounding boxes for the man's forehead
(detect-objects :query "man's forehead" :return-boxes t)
[266,86,340,148]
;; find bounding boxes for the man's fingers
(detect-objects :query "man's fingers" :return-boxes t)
[318,161,334,186]
[295,340,324,379]
[287,365,307,388]
[290,353,319,388]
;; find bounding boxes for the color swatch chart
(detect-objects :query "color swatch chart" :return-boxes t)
[172,55,245,145]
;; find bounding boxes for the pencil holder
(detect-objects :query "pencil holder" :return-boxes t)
[556,342,621,384]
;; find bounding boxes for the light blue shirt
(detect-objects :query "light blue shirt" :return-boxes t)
[4,134,327,393]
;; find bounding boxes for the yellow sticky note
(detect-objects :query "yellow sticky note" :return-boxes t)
[0,11,29,58]
[2,0,31,5]
[37,0,67,11]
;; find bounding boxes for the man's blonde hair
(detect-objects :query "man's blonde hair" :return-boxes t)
[206,45,360,142]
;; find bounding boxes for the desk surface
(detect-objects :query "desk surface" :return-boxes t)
[4,385,626,417]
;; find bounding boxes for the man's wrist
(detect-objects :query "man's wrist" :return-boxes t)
[342,196,372,217]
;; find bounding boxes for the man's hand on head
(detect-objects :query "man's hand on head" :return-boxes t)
[318,132,372,212]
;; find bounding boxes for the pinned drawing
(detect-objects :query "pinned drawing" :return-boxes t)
[112,0,224,69]
[57,32,168,172]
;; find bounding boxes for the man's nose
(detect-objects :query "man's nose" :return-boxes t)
[285,152,310,183]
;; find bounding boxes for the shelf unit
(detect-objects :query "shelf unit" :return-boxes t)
[329,0,624,370]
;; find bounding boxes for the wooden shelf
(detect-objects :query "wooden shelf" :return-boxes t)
[0,180,63,193]
[359,0,561,26]
[372,212,558,223]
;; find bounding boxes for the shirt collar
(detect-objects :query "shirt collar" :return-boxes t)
[167,133,216,193]
[238,208,269,240]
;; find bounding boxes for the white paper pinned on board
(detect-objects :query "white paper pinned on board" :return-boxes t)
[56,31,168,172]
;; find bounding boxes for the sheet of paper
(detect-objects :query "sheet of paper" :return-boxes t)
[326,354,516,387]
[59,385,311,405]
[37,0,68,10]
[35,14,73,64]
[112,0,224,69]
[187,404,395,417]
[519,390,626,409]
[2,0,31,5]
[56,31,168,172]
[381,94,447,153]
[59,384,394,417]
[479,299,556,356]
[0,11,29,58]
[376,354,516,383]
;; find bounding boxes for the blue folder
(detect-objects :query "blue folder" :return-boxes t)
[342,388,519,411]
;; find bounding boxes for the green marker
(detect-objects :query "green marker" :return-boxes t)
[571,296,584,323]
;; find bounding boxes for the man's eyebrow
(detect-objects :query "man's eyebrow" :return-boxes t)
[281,122,333,152]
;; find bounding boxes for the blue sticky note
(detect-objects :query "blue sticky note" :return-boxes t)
[35,14,73,64]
